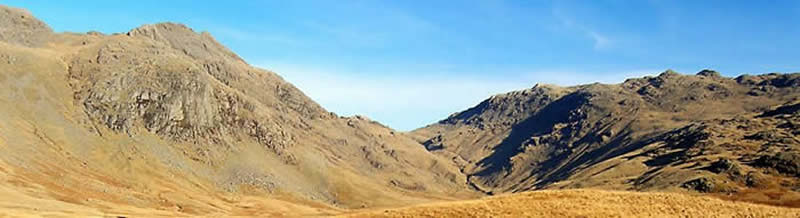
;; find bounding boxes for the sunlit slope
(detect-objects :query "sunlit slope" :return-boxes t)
[0,4,473,216]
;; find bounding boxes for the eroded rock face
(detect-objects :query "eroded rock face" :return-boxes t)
[66,38,298,163]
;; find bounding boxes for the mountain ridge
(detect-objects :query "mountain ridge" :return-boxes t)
[413,70,800,206]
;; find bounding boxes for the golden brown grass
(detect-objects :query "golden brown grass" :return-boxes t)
[342,189,800,218]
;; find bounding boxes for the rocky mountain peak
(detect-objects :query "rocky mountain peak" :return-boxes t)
[127,22,243,62]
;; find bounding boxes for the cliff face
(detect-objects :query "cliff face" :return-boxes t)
[0,5,471,216]
[414,70,800,205]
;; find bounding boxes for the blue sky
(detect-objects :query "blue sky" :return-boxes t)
[6,0,799,130]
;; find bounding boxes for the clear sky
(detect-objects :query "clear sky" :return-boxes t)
[6,0,799,131]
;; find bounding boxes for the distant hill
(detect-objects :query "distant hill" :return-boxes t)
[413,69,800,206]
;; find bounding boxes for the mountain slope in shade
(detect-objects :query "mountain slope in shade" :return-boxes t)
[0,5,473,216]
[413,69,800,206]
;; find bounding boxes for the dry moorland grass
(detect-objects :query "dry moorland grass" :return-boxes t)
[343,189,800,218]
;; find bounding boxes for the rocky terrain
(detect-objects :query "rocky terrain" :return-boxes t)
[413,69,800,206]
[1,4,800,217]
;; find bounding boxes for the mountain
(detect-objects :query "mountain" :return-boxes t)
[2,4,800,217]
[413,69,800,206]
[0,5,473,216]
